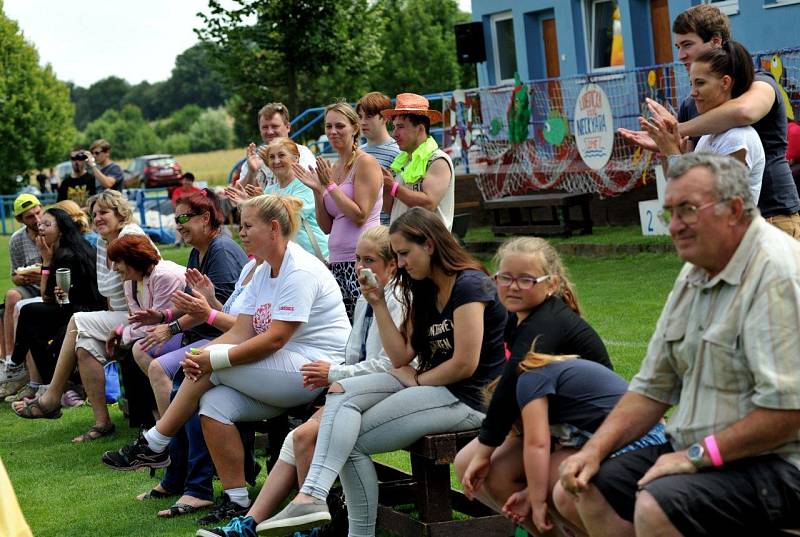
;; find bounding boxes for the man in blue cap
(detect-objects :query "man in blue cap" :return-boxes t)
[0,194,43,397]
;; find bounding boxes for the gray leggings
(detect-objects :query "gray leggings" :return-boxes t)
[301,373,484,537]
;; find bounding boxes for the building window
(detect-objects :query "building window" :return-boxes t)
[584,0,625,72]
[491,12,517,84]
[701,0,739,16]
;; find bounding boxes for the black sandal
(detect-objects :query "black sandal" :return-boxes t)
[137,487,177,501]
[158,502,208,518]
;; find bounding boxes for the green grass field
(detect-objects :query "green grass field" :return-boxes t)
[0,232,684,536]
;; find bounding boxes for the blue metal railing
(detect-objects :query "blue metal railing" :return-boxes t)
[0,193,57,235]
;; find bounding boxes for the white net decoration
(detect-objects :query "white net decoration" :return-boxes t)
[473,46,800,200]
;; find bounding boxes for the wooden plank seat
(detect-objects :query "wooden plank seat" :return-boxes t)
[482,192,593,237]
[375,430,516,537]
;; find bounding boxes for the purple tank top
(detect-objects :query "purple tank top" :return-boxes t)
[322,156,382,263]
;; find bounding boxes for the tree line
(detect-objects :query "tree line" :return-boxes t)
[1,0,474,193]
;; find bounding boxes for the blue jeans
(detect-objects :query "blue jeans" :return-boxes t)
[301,373,484,537]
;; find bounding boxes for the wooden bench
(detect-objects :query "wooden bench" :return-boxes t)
[483,192,593,237]
[375,430,516,537]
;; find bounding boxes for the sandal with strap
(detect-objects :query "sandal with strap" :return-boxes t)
[137,487,178,501]
[72,423,116,444]
[157,502,210,518]
[13,396,62,420]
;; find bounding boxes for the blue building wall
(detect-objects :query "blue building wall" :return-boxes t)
[473,0,800,87]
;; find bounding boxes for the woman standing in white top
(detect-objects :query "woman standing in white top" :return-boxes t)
[642,40,765,203]
[12,191,147,443]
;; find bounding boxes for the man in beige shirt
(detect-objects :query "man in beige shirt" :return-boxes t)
[558,153,800,536]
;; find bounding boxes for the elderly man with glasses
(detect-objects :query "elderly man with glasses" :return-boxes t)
[85,138,124,193]
[556,153,800,537]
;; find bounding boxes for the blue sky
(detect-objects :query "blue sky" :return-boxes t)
[5,0,472,87]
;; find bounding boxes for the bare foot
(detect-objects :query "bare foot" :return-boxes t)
[157,495,214,517]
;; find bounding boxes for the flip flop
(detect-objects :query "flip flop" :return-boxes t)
[13,397,62,420]
[72,423,116,444]
[157,502,210,518]
[137,487,178,501]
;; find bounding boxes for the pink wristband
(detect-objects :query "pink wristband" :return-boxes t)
[41,269,50,276]
[390,182,400,198]
[326,182,338,193]
[165,308,173,322]
[115,324,124,336]
[207,309,218,325]
[704,435,724,467]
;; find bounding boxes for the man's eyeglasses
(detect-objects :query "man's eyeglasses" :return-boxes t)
[657,199,728,226]
[494,273,550,290]
[91,149,107,156]
[175,213,197,225]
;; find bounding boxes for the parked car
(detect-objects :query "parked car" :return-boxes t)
[125,154,183,188]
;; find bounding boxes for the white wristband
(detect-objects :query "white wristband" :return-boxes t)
[210,347,232,370]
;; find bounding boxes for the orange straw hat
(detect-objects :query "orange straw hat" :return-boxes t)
[381,93,443,123]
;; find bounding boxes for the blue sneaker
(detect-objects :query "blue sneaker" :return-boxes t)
[196,515,257,537]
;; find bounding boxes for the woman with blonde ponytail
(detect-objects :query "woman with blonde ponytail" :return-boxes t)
[102,194,351,520]
[293,101,382,322]
[455,236,613,534]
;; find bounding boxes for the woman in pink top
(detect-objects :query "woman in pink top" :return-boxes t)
[295,102,382,322]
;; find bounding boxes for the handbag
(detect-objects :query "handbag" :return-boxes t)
[103,361,122,404]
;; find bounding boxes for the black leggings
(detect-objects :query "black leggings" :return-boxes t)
[12,301,73,383]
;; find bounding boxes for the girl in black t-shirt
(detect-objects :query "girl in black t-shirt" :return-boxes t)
[455,236,611,535]
[258,207,507,537]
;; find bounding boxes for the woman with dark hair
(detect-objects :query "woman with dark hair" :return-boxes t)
[9,208,105,416]
[11,192,149,442]
[641,40,765,202]
[259,207,507,537]
[294,102,382,322]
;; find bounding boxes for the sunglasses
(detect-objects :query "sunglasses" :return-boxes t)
[494,273,550,290]
[175,213,198,225]
[92,149,107,156]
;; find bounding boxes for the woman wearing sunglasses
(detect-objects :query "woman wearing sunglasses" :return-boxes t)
[455,237,611,535]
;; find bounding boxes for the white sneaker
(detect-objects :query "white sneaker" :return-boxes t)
[0,361,26,383]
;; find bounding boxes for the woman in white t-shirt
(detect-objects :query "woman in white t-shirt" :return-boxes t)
[642,40,765,202]
[102,194,351,513]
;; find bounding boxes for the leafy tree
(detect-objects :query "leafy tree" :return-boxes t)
[83,104,161,159]
[0,1,76,192]
[163,132,192,155]
[373,0,475,97]
[154,104,204,139]
[197,0,383,143]
[71,76,130,129]
[123,80,167,120]
[187,108,234,152]
[158,42,227,113]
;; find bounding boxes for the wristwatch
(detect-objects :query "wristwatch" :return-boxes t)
[168,320,182,336]
[686,442,706,469]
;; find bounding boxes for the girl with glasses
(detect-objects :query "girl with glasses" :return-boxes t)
[455,236,612,535]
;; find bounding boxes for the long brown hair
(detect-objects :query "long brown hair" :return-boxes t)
[389,208,486,372]
[325,101,361,171]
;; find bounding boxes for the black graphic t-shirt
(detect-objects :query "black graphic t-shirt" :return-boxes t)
[57,173,96,207]
[425,269,507,411]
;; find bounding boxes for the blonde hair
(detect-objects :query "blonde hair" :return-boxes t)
[87,190,134,226]
[241,193,303,239]
[358,225,392,263]
[325,101,361,170]
[266,137,300,160]
[52,200,90,234]
[494,237,581,315]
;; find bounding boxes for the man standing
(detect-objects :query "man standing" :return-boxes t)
[57,147,96,209]
[238,103,316,190]
[558,153,800,536]
[357,91,400,224]
[382,93,455,229]
[0,194,43,394]
[85,138,124,193]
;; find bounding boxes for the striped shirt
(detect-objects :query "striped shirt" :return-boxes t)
[630,216,800,469]
[96,223,146,311]
[361,139,400,169]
